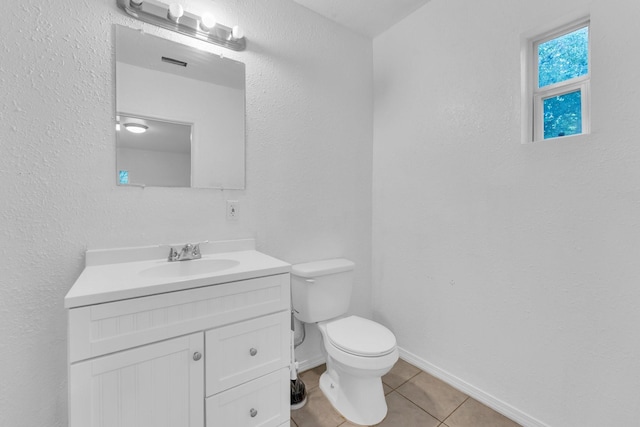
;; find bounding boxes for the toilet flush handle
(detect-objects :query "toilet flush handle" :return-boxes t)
[305,279,315,284]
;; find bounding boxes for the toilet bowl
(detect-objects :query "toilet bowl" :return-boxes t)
[317,316,398,426]
[290,259,398,425]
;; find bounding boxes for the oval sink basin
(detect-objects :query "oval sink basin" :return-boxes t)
[139,259,240,278]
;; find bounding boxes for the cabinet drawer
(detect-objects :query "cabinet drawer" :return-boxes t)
[69,274,290,363]
[206,368,289,427]
[206,311,290,396]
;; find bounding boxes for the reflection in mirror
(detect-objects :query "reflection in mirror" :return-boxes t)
[115,25,245,189]
[116,115,192,187]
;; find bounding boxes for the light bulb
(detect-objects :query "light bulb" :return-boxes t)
[168,3,184,22]
[200,13,217,31]
[231,25,244,40]
[124,123,148,134]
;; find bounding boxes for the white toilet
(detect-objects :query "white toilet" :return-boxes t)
[291,259,398,426]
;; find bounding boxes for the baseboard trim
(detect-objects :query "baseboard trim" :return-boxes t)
[398,347,551,427]
[296,354,326,373]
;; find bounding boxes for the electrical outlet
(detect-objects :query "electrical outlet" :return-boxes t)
[226,200,239,220]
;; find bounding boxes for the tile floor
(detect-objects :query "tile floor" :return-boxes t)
[290,359,523,427]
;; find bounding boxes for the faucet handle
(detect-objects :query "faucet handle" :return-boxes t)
[165,240,208,261]
[192,240,209,255]
[181,242,202,259]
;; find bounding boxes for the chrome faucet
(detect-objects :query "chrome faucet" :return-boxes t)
[168,243,202,262]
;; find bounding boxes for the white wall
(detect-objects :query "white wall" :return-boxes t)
[0,1,372,426]
[117,147,191,186]
[373,0,640,426]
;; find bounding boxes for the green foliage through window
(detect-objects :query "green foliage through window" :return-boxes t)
[543,90,582,139]
[534,24,589,140]
[119,170,129,185]
[538,26,589,88]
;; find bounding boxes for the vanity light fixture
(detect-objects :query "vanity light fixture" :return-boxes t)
[167,3,183,22]
[124,123,149,134]
[231,25,244,41]
[116,0,246,51]
[199,12,217,32]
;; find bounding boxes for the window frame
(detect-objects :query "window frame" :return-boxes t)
[524,18,591,143]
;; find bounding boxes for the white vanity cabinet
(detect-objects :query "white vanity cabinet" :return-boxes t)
[66,244,291,427]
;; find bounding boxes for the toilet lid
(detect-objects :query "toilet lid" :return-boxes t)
[326,316,396,357]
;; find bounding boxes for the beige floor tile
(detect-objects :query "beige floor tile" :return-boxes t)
[291,386,345,427]
[383,382,392,395]
[376,392,441,427]
[294,362,519,427]
[444,398,522,427]
[299,364,326,391]
[336,392,440,427]
[382,358,421,389]
[396,372,468,421]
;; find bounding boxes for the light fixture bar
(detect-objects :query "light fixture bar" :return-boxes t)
[116,0,246,51]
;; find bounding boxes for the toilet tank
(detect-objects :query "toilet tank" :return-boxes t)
[291,259,354,323]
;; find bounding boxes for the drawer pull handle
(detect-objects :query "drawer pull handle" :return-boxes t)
[249,408,258,418]
[249,348,258,357]
[193,352,202,361]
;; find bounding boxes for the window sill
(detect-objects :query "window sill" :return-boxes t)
[522,132,591,145]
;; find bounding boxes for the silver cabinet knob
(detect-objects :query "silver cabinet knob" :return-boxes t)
[249,408,258,418]
[249,348,258,356]
[193,352,202,361]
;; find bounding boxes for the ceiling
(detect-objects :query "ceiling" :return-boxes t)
[116,26,244,90]
[293,0,432,38]
[117,115,192,154]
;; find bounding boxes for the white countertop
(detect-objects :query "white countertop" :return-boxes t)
[65,242,290,308]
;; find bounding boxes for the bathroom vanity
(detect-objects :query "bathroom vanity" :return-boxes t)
[65,240,291,427]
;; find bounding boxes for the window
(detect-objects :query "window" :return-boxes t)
[119,170,129,185]
[525,19,590,142]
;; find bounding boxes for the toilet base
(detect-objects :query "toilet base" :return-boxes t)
[319,364,389,426]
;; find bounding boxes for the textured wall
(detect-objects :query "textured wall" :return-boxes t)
[373,0,640,425]
[0,1,372,425]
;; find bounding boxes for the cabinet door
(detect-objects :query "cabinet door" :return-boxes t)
[70,333,204,427]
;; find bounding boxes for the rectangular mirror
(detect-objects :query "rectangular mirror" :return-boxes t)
[115,25,245,189]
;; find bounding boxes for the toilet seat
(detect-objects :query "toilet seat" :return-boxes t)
[325,316,396,357]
